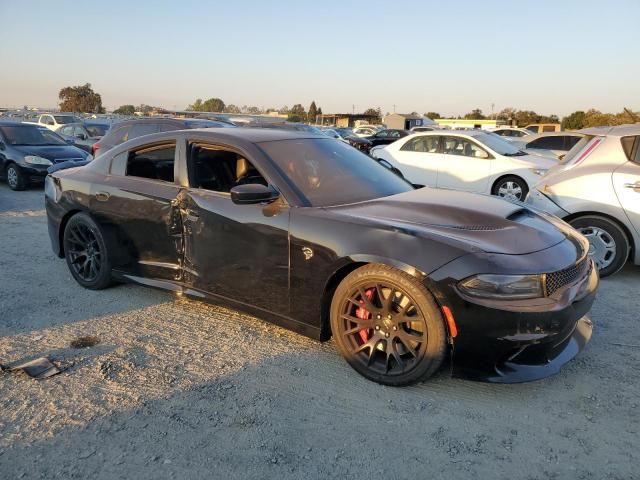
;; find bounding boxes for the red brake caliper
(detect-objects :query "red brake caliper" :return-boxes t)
[355,288,375,344]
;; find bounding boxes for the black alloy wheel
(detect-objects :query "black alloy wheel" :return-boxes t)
[63,213,113,289]
[330,264,446,386]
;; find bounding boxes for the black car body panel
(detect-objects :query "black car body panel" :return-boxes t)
[45,128,597,382]
[366,129,409,148]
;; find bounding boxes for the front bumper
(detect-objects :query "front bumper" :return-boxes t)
[525,189,569,218]
[430,251,598,383]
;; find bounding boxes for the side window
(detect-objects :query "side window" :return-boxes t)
[128,123,159,140]
[43,115,54,125]
[564,136,582,150]
[400,136,440,153]
[376,131,389,138]
[621,136,638,163]
[512,130,526,137]
[529,137,564,150]
[389,131,401,138]
[187,142,267,193]
[59,126,73,136]
[542,125,556,132]
[442,137,488,158]
[125,143,176,182]
[110,151,128,175]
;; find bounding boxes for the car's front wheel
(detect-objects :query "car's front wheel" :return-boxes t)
[492,175,528,201]
[569,215,629,277]
[330,264,447,386]
[6,163,27,191]
[63,212,113,289]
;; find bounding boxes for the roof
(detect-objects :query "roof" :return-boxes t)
[387,113,424,119]
[579,124,640,137]
[523,131,584,141]
[185,126,325,143]
[0,121,39,127]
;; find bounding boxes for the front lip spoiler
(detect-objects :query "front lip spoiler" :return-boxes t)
[460,315,593,384]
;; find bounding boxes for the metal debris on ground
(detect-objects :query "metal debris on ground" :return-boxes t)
[5,357,61,379]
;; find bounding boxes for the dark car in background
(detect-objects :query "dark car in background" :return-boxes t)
[366,129,409,148]
[57,123,100,153]
[93,117,235,157]
[83,120,112,138]
[46,128,597,386]
[0,122,90,190]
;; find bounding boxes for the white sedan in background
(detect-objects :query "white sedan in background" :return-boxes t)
[370,130,555,201]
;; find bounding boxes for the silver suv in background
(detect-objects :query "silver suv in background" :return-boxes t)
[527,125,640,277]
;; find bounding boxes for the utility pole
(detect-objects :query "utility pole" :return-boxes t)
[352,104,355,115]
[491,103,495,119]
[392,104,397,113]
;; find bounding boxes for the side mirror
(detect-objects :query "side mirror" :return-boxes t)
[230,184,279,205]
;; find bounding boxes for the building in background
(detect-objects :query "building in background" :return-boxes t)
[383,113,436,130]
[434,118,507,130]
[316,113,380,127]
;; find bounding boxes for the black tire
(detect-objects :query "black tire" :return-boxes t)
[569,215,629,278]
[63,212,113,289]
[330,264,447,386]
[491,175,528,201]
[6,163,27,191]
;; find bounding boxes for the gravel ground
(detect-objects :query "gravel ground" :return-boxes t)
[0,183,638,480]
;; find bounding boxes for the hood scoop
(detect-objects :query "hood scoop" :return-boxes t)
[429,224,506,231]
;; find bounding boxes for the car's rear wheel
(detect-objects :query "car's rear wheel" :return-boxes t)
[569,215,629,277]
[63,212,113,289]
[492,175,528,201]
[330,264,447,386]
[6,163,27,191]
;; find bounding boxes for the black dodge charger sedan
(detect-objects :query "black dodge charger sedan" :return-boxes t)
[45,128,598,386]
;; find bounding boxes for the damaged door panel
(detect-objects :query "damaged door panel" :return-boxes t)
[179,190,291,316]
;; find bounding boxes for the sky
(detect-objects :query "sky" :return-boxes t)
[1,0,639,117]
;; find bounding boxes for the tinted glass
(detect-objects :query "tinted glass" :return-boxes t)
[621,136,636,162]
[560,136,593,164]
[126,143,175,182]
[54,115,81,124]
[542,125,556,132]
[259,138,412,206]
[59,126,74,136]
[400,136,440,153]
[188,142,267,192]
[528,136,565,150]
[0,125,67,146]
[442,136,488,158]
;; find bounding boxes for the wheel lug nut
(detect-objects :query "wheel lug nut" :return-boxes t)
[387,315,392,319]
[385,332,390,338]
[375,325,380,330]
[393,326,397,331]
[376,315,381,320]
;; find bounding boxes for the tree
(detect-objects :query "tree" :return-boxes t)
[561,111,585,130]
[278,105,290,114]
[187,97,225,112]
[514,110,541,127]
[424,112,441,119]
[308,101,318,123]
[246,106,263,114]
[583,109,617,128]
[113,104,135,115]
[58,83,104,113]
[224,104,241,113]
[496,107,517,122]
[288,104,306,122]
[137,104,153,115]
[363,108,379,117]
[464,109,486,120]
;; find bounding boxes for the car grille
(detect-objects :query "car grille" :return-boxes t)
[545,258,591,296]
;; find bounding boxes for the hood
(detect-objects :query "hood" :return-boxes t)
[326,188,568,255]
[13,144,88,163]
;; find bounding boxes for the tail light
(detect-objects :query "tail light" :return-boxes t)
[92,142,101,156]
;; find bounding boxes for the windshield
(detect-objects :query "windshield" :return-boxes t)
[0,125,67,146]
[473,132,523,155]
[259,138,413,207]
[54,115,82,124]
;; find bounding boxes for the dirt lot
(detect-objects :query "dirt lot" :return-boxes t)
[0,183,638,480]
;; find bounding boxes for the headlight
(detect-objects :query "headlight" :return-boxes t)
[24,155,53,166]
[458,274,544,299]
[530,168,548,176]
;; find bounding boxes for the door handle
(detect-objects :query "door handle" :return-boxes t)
[623,183,640,191]
[95,191,110,202]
